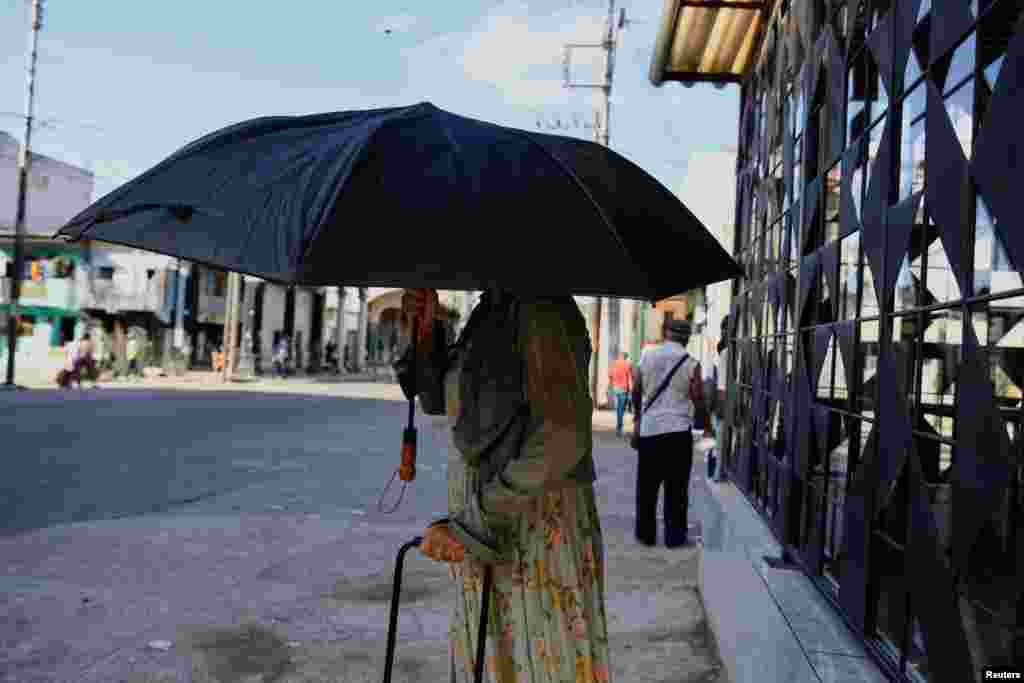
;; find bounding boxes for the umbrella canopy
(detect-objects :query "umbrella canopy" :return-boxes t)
[57,102,742,301]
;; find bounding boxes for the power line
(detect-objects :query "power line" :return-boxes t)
[0,111,108,136]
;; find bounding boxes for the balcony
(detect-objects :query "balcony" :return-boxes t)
[78,267,166,315]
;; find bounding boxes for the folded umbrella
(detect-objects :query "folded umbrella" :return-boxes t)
[56,102,741,301]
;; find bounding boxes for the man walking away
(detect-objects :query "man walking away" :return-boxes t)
[609,352,633,436]
[632,319,704,548]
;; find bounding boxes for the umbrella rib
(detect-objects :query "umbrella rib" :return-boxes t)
[298,105,435,268]
[502,129,654,299]
[67,203,214,237]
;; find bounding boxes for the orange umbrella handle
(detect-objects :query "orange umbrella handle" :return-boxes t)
[399,427,417,482]
[378,315,419,513]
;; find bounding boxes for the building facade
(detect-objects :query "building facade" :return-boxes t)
[78,244,179,372]
[233,279,324,375]
[0,132,96,379]
[675,0,1024,678]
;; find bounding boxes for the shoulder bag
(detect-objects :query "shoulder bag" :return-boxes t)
[630,352,688,450]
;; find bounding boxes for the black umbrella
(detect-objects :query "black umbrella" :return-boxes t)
[56,102,741,301]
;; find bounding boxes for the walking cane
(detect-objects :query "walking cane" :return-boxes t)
[383,537,494,683]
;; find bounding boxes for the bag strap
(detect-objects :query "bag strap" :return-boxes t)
[641,352,688,415]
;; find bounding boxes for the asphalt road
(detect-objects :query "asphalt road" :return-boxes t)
[0,385,723,682]
[1,387,455,536]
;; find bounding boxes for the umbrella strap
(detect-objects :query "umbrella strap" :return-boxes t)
[377,466,409,514]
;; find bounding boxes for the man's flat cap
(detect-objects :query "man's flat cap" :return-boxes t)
[664,319,692,336]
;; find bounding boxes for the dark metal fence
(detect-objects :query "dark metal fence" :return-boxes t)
[720,1,1024,679]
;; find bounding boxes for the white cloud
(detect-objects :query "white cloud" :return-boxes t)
[92,158,138,180]
[674,148,737,236]
[402,3,611,108]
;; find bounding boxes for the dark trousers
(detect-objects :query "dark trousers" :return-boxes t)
[613,390,629,434]
[635,429,694,547]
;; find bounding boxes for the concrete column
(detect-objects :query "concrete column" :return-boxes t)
[620,299,636,363]
[334,287,347,372]
[334,287,346,349]
[222,271,240,381]
[596,297,612,408]
[356,287,368,372]
[173,259,186,351]
[237,278,256,378]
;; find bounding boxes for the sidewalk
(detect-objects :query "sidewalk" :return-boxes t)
[8,367,389,391]
[12,368,649,437]
[0,402,721,682]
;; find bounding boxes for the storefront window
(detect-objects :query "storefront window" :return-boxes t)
[920,309,962,439]
[945,32,976,97]
[974,196,1022,297]
[839,231,861,321]
[824,163,841,245]
[899,81,925,201]
[860,258,879,318]
[867,49,888,125]
[859,320,880,420]
[923,217,962,303]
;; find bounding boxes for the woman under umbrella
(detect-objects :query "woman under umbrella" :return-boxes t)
[396,288,611,683]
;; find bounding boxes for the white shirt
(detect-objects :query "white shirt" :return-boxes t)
[637,340,700,437]
[717,347,729,393]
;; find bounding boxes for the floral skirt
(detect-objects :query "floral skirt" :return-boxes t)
[447,483,611,683]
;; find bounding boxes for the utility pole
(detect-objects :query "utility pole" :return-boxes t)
[3,0,43,390]
[562,0,625,403]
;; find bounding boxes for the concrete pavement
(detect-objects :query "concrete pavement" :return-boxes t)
[0,382,721,682]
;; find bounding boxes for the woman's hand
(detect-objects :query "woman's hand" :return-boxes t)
[401,288,439,345]
[420,522,465,563]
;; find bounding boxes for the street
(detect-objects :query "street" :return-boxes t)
[0,382,721,682]
[2,384,452,536]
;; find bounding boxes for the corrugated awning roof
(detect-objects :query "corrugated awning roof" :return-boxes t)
[649,0,771,86]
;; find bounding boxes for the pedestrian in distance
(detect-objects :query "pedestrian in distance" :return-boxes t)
[57,337,79,389]
[126,335,142,380]
[708,315,731,480]
[396,287,612,683]
[631,319,705,548]
[59,333,99,389]
[324,340,339,374]
[273,335,290,379]
[75,333,99,388]
[608,351,633,436]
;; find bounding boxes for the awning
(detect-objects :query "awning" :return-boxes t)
[649,0,771,86]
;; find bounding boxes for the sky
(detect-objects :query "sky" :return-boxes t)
[0,0,740,220]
